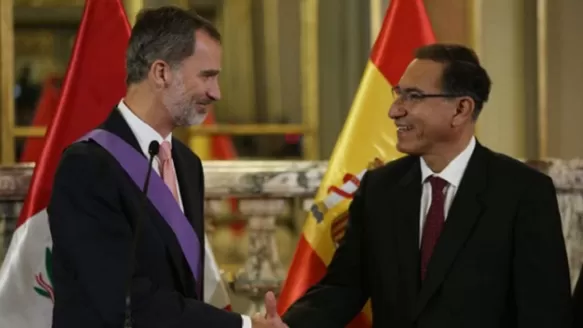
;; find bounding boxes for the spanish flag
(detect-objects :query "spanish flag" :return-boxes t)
[276,0,435,326]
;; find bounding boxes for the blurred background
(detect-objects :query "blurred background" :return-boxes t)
[6,0,583,164]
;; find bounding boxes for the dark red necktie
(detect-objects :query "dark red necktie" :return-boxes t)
[420,176,448,281]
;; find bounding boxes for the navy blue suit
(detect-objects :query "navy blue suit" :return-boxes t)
[48,108,241,328]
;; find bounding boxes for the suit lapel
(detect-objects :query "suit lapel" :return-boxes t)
[414,143,489,317]
[100,108,142,154]
[394,162,422,315]
[100,108,194,295]
[171,141,204,297]
[171,142,204,241]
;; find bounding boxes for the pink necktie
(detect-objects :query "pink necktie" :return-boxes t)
[158,141,180,203]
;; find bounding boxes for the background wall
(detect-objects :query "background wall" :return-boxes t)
[11,0,583,161]
[546,0,583,159]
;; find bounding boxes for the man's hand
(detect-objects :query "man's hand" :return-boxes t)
[251,291,288,328]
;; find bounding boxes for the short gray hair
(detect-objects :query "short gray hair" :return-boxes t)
[125,6,221,85]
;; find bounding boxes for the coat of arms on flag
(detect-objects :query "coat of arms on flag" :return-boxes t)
[33,247,54,303]
[311,157,385,248]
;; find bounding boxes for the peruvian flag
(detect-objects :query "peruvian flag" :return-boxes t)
[0,0,230,326]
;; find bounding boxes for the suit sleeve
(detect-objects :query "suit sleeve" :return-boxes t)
[47,146,242,328]
[513,174,573,328]
[282,173,371,328]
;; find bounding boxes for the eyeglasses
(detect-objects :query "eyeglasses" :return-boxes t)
[391,87,460,103]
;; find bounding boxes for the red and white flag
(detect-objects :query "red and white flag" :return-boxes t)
[0,0,230,326]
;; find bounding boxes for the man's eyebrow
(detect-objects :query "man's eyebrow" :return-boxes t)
[394,85,424,93]
[200,69,220,77]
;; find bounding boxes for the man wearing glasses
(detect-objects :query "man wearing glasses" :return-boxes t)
[274,44,573,328]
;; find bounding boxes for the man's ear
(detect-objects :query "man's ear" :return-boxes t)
[149,60,171,89]
[451,97,474,126]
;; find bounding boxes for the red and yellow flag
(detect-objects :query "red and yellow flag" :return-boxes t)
[277,0,435,326]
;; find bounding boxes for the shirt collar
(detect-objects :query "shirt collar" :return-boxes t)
[420,136,476,188]
[117,99,172,157]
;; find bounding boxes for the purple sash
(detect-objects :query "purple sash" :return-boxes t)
[78,129,201,282]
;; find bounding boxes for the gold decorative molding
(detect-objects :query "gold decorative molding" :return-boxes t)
[262,0,283,122]
[215,0,256,122]
[469,0,481,51]
[468,0,480,138]
[14,7,82,26]
[187,124,307,135]
[124,0,144,26]
[13,124,309,138]
[14,0,84,6]
[300,0,319,159]
[0,0,15,164]
[536,0,548,159]
[472,0,527,158]
[369,0,383,45]
[15,31,55,55]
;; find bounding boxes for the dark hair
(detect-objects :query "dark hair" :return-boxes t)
[414,44,491,119]
[125,6,221,85]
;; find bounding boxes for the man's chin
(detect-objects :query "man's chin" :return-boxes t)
[396,142,421,156]
[172,113,207,127]
[189,113,208,126]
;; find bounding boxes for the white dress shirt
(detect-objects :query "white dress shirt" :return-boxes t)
[117,100,252,328]
[117,100,185,212]
[418,137,476,245]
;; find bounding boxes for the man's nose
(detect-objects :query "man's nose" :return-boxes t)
[207,79,221,101]
[388,103,405,120]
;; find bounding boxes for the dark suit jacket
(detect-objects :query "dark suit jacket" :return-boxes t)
[48,108,241,328]
[283,142,573,328]
[574,264,583,327]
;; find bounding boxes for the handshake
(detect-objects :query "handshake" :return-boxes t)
[251,291,289,328]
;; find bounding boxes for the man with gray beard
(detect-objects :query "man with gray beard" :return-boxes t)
[47,6,275,328]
